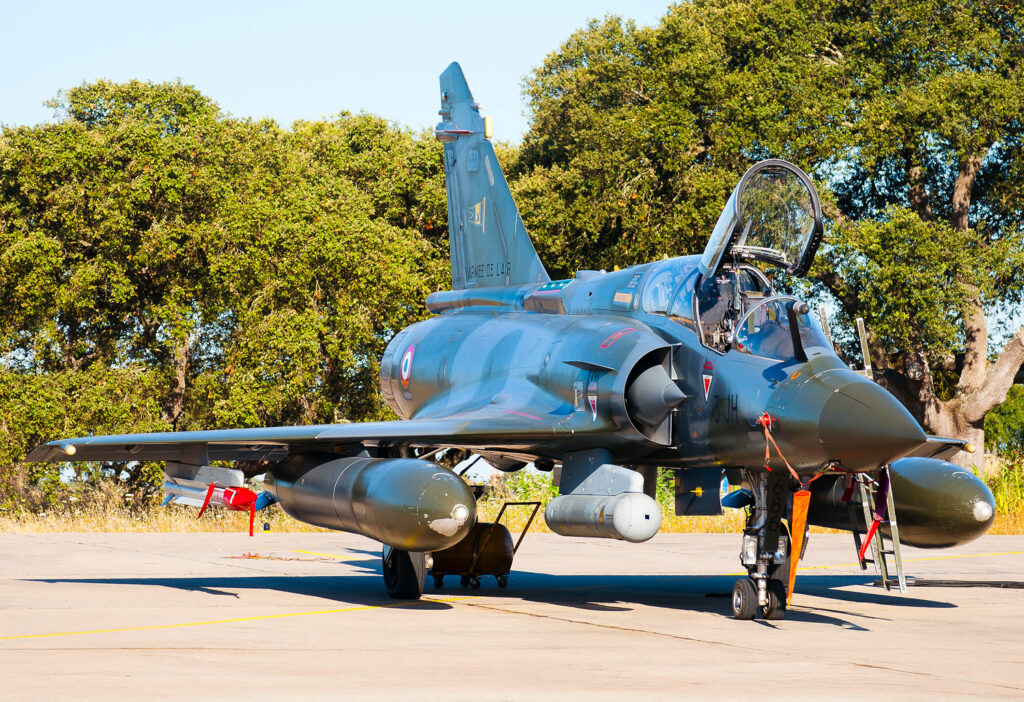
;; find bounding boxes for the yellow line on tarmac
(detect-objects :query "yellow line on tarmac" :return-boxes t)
[796,550,1023,572]
[725,550,1023,577]
[0,596,474,642]
[292,549,359,560]
[6,551,1021,641]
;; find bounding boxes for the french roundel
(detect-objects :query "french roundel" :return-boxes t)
[400,345,415,388]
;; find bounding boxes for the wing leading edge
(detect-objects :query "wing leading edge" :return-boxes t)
[905,435,973,461]
[26,406,571,464]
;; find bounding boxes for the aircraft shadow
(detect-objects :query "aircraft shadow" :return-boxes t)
[449,570,955,607]
[26,568,957,630]
[27,573,453,610]
[436,570,956,630]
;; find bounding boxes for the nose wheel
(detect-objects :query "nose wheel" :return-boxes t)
[732,574,789,621]
[731,578,758,620]
[762,579,787,620]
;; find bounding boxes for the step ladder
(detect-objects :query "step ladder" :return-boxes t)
[849,467,907,593]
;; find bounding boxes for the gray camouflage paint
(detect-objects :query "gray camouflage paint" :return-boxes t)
[28,62,994,552]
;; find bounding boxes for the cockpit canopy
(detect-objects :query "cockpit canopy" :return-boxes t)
[699,160,823,278]
[638,257,834,363]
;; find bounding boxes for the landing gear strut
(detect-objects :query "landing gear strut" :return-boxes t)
[733,470,791,620]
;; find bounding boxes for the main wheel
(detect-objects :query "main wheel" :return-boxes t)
[382,545,425,599]
[762,579,787,620]
[433,574,445,589]
[496,575,508,588]
[731,578,758,620]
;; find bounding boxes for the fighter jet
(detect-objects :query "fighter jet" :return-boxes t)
[29,63,996,620]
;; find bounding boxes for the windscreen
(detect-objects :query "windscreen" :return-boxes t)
[642,260,692,315]
[733,297,833,362]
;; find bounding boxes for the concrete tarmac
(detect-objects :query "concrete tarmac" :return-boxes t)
[2,531,1022,701]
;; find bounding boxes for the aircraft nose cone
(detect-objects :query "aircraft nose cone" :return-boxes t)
[818,379,927,470]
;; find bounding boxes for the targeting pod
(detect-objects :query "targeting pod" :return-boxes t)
[545,492,662,543]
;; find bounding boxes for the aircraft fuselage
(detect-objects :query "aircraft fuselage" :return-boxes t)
[380,255,926,477]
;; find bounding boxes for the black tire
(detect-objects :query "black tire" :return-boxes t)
[470,576,481,589]
[496,575,508,588]
[460,575,470,588]
[762,579,787,620]
[382,545,425,600]
[732,578,758,620]
[433,574,444,589]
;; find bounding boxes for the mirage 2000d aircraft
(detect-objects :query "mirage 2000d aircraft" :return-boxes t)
[30,63,996,621]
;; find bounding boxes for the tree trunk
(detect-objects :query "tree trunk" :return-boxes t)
[934,152,989,472]
[923,403,987,475]
[921,405,983,474]
[162,339,191,429]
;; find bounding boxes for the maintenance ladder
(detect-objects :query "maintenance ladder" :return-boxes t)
[850,468,908,593]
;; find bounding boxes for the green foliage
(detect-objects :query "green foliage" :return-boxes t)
[485,470,560,504]
[517,0,1024,437]
[515,2,850,276]
[822,207,975,359]
[656,468,675,513]
[1,81,447,506]
[0,366,166,508]
[518,0,1024,285]
[289,116,448,243]
[986,385,1024,455]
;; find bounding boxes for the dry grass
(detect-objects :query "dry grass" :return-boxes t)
[0,503,329,534]
[0,500,752,535]
[3,456,1022,536]
[985,454,1024,535]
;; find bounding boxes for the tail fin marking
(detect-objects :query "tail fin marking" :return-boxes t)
[436,62,549,290]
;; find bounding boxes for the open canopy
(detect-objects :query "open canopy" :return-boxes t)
[699,160,823,278]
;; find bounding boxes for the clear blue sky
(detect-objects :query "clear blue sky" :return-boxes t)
[2,0,672,140]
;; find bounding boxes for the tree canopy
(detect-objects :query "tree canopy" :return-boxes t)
[513,0,1024,470]
[3,1,1024,507]
[1,81,447,504]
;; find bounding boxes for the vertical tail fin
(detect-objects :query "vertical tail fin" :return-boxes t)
[436,62,549,290]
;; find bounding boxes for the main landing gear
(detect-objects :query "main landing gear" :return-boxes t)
[382,545,426,599]
[732,470,792,621]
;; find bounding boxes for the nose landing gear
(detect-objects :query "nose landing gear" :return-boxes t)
[733,470,792,620]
